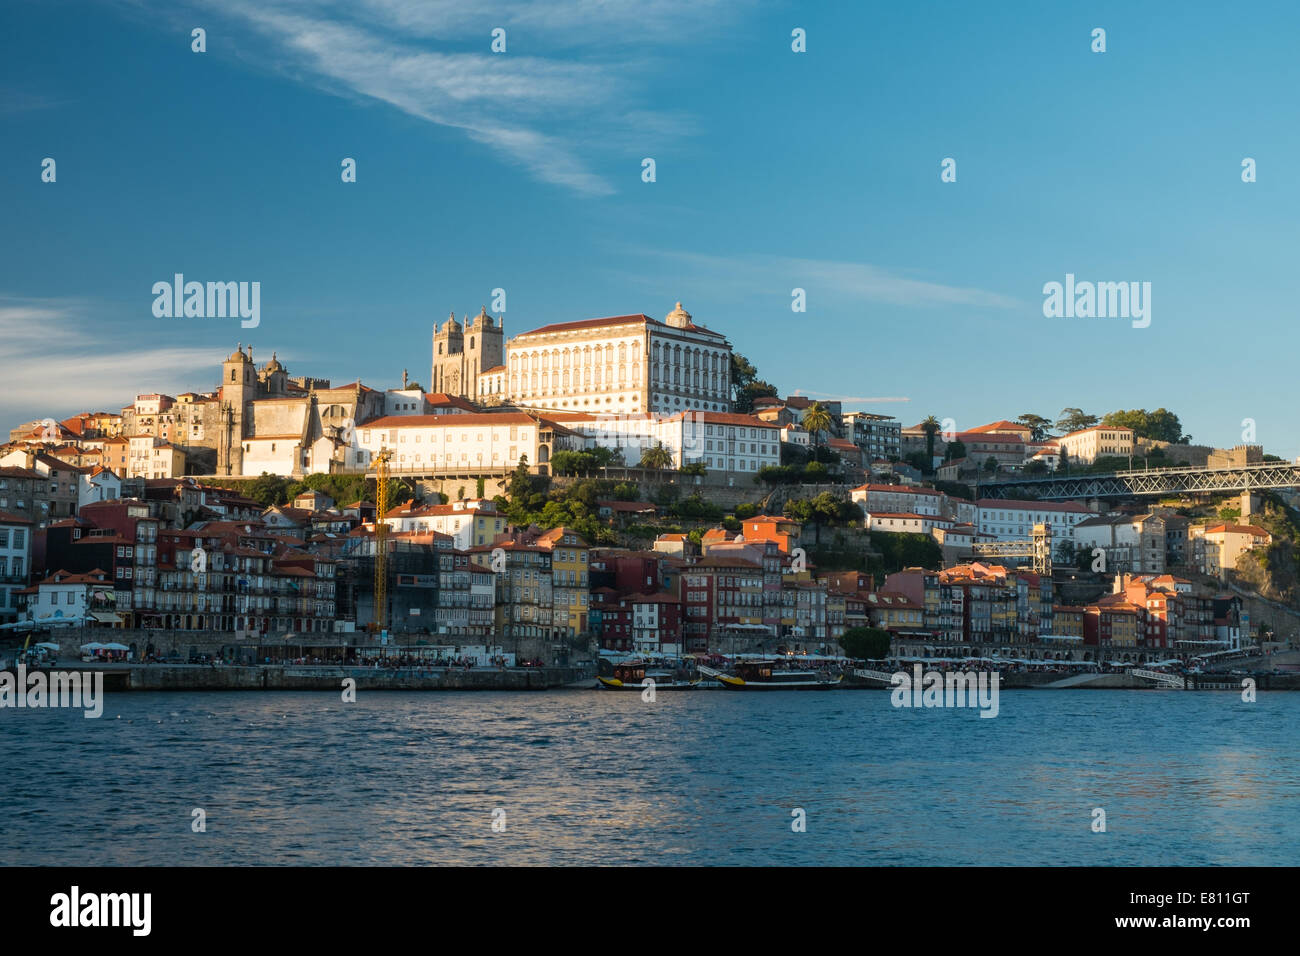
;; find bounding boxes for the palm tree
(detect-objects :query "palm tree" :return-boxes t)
[638,442,674,470]
[802,402,833,450]
[920,415,942,470]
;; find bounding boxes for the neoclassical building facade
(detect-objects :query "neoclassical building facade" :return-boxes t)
[500,303,732,415]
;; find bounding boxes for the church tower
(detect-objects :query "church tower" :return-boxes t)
[463,306,504,401]
[431,312,464,396]
[219,344,255,475]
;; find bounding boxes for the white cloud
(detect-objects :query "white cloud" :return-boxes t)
[0,300,217,423]
[638,249,1022,310]
[177,0,752,195]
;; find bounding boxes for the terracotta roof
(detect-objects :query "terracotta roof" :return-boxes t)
[851,483,943,496]
[362,413,540,429]
[661,411,779,429]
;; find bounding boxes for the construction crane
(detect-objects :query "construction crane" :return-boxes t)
[372,447,392,632]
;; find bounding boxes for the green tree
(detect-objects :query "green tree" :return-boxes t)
[920,415,941,472]
[730,353,780,413]
[638,443,674,470]
[1056,408,1099,434]
[507,456,532,502]
[944,439,967,463]
[839,626,892,661]
[803,402,834,449]
[1101,408,1190,444]
[983,456,999,475]
[1016,414,1054,442]
[476,476,486,498]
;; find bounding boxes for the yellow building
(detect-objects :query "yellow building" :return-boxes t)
[538,527,590,638]
[1052,605,1084,639]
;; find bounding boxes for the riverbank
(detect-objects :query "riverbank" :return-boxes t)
[11,661,1299,691]
[19,662,598,691]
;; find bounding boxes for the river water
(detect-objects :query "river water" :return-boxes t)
[1,689,1295,865]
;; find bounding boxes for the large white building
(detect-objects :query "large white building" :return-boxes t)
[850,483,946,517]
[552,410,781,477]
[1057,425,1135,464]
[974,498,1099,542]
[355,412,575,474]
[503,302,732,416]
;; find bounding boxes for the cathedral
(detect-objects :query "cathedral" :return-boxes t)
[215,345,384,477]
[430,307,504,402]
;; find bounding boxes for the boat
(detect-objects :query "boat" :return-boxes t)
[698,660,842,690]
[596,660,700,690]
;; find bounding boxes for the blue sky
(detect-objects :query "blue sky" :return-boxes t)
[3,0,1299,458]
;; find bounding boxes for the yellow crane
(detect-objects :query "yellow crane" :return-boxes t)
[373,447,392,632]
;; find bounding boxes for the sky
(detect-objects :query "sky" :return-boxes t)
[3,0,1299,457]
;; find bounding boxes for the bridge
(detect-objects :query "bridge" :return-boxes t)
[977,461,1300,501]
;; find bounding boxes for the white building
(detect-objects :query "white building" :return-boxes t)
[864,512,953,535]
[557,410,781,477]
[1057,425,1135,464]
[504,303,732,416]
[355,413,571,474]
[127,435,187,478]
[78,467,122,509]
[384,388,431,417]
[1073,513,1167,574]
[382,499,508,550]
[850,483,946,517]
[25,568,114,626]
[975,498,1098,542]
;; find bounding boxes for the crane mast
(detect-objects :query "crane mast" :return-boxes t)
[373,448,392,632]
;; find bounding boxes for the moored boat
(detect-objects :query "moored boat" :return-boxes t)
[596,660,700,690]
[698,660,842,690]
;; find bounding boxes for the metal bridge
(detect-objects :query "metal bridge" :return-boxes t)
[978,461,1300,501]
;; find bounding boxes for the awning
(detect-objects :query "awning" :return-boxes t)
[91,612,123,624]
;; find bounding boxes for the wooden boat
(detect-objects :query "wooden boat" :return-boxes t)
[596,660,700,690]
[698,661,842,690]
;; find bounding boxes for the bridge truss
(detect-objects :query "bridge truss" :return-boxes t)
[978,462,1300,501]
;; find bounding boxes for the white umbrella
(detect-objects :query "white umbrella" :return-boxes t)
[35,642,61,651]
[102,642,130,651]
[79,642,105,651]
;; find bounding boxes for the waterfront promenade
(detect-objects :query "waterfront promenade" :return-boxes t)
[10,660,597,691]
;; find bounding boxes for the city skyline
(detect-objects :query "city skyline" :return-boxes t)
[4,0,1299,457]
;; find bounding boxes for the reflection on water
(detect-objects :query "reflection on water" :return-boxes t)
[1,690,1297,865]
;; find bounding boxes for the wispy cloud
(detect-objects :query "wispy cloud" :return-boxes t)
[636,249,1022,310]
[0,298,217,421]
[172,0,751,195]
[792,390,911,404]
[0,89,69,114]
